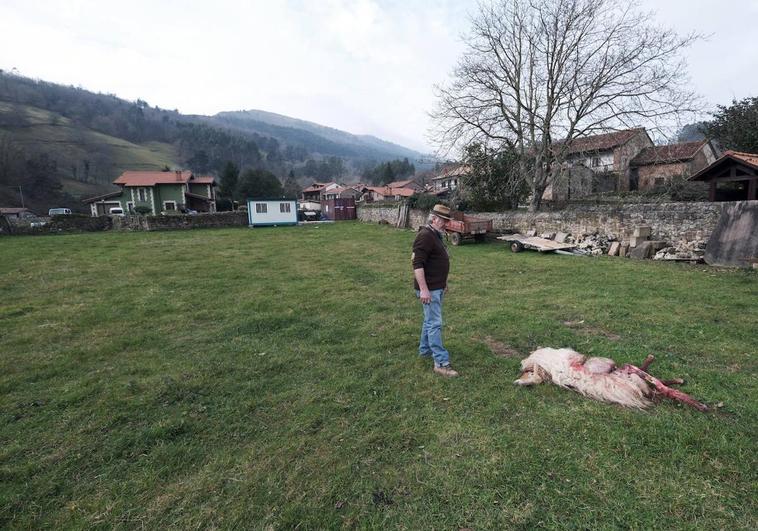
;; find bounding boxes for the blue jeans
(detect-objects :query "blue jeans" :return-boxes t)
[416,288,450,368]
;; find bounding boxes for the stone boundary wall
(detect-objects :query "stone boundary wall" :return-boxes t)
[357,201,758,244]
[113,211,248,231]
[357,204,428,229]
[1,212,248,236]
[0,215,113,236]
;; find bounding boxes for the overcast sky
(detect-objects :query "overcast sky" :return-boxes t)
[1,0,757,153]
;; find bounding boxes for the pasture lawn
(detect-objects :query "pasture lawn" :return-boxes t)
[0,222,756,529]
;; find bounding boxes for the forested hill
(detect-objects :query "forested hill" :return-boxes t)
[210,110,421,162]
[0,71,424,212]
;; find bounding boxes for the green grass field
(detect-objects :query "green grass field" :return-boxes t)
[1,223,756,529]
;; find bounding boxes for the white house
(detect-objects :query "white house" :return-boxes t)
[247,198,298,227]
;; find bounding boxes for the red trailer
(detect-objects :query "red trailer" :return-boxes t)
[445,211,493,245]
[321,198,356,220]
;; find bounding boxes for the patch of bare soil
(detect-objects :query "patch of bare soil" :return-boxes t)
[562,320,621,341]
[479,336,521,358]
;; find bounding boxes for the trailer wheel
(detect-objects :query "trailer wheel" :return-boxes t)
[511,241,524,253]
[450,232,462,246]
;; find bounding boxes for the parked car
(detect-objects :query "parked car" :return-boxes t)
[48,207,72,216]
[109,207,125,216]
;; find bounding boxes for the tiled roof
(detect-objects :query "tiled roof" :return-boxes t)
[561,128,646,155]
[690,150,758,181]
[630,141,707,166]
[386,179,417,188]
[366,186,415,197]
[726,150,758,168]
[114,170,192,186]
[322,186,347,195]
[432,164,471,180]
[191,176,216,184]
[0,207,31,214]
[303,181,338,193]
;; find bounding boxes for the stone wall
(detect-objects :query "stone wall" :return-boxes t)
[0,215,112,236]
[113,211,248,231]
[1,212,248,236]
[357,201,752,244]
[357,203,429,229]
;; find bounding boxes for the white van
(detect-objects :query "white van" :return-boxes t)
[109,207,125,216]
[48,208,72,216]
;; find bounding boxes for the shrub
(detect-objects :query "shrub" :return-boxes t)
[408,193,444,211]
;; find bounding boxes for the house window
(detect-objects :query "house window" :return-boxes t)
[591,157,602,168]
[164,201,176,211]
[138,188,146,201]
[127,202,135,213]
[279,202,291,213]
[654,177,665,187]
[256,203,267,213]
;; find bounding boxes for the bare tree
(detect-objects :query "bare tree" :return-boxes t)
[431,0,700,211]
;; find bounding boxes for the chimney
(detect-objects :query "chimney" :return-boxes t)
[176,170,182,181]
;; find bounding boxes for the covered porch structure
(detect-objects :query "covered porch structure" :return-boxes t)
[690,151,758,201]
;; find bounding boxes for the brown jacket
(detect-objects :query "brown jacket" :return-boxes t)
[412,226,449,290]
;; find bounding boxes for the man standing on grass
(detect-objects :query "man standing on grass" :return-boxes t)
[412,204,459,377]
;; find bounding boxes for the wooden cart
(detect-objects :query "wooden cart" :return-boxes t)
[445,212,493,245]
[497,233,576,253]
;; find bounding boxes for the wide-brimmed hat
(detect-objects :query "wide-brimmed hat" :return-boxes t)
[431,204,452,220]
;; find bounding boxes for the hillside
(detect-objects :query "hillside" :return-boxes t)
[0,102,178,182]
[211,109,422,162]
[0,72,427,212]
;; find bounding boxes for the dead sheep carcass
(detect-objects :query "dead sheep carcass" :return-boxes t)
[514,347,708,411]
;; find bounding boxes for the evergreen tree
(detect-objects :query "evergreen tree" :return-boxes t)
[703,97,758,153]
[283,170,300,198]
[219,161,240,199]
[237,168,283,198]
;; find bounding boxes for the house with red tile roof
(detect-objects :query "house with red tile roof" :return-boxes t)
[629,140,718,190]
[83,170,217,216]
[385,178,424,192]
[430,164,470,194]
[545,128,654,201]
[362,186,416,202]
[320,185,363,200]
[301,182,339,201]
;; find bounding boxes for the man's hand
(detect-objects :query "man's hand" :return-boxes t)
[419,289,431,304]
[444,285,449,294]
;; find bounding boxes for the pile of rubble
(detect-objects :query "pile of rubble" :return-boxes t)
[653,240,707,262]
[520,225,706,262]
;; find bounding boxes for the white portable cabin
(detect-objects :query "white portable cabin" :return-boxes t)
[247,198,298,227]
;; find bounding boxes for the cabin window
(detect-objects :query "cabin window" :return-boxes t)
[591,157,602,168]
[256,203,268,213]
[164,201,176,211]
[138,188,146,201]
[654,177,665,187]
[280,202,291,213]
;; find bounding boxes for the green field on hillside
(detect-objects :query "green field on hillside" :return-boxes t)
[0,223,755,529]
[0,101,178,188]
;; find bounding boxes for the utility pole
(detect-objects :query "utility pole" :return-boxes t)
[18,185,24,208]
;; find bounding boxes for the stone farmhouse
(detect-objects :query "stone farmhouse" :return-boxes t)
[630,140,718,190]
[546,128,718,201]
[84,170,217,216]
